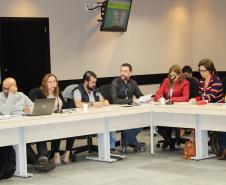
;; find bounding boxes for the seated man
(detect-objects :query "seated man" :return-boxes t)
[73,71,125,158]
[111,63,146,153]
[0,77,55,172]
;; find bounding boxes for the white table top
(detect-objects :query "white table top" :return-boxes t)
[1,103,226,130]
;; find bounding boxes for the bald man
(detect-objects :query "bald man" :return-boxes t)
[0,78,33,115]
[0,78,56,172]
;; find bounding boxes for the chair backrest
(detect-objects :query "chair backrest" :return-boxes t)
[99,84,112,104]
[62,84,78,102]
[186,77,199,99]
[28,87,40,102]
[222,77,226,96]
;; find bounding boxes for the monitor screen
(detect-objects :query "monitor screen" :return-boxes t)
[100,0,132,32]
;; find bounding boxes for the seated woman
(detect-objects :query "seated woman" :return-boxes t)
[155,64,190,150]
[33,74,74,165]
[191,59,225,159]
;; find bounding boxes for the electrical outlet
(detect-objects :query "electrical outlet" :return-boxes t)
[85,3,89,10]
[92,3,97,8]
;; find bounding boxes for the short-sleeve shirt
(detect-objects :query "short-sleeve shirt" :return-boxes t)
[73,89,104,103]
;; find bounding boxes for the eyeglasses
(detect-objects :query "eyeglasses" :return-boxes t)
[198,69,208,73]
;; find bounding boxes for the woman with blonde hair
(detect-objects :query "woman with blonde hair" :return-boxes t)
[32,74,74,165]
[155,64,190,150]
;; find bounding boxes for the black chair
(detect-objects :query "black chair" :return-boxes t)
[156,77,199,148]
[28,87,41,102]
[99,84,113,104]
[222,77,226,96]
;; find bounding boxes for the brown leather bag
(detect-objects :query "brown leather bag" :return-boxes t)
[182,131,196,160]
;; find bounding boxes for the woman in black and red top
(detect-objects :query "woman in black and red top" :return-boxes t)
[193,59,224,103]
[192,59,226,160]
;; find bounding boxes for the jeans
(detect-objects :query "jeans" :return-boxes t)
[219,132,226,149]
[110,132,116,149]
[122,128,142,145]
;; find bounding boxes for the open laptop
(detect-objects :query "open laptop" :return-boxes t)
[27,98,56,116]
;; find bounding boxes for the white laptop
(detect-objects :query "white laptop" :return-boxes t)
[27,98,55,116]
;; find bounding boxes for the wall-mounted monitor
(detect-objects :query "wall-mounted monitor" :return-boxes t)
[100,0,132,32]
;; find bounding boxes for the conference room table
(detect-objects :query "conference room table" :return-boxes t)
[1,103,226,177]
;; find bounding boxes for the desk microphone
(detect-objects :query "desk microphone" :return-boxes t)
[54,97,63,113]
[166,88,174,105]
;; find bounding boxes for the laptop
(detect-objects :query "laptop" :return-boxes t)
[27,98,56,116]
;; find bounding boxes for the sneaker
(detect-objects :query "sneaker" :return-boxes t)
[133,142,146,153]
[34,156,55,172]
[110,149,126,160]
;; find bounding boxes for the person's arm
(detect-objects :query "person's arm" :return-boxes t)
[0,93,18,115]
[171,81,190,102]
[203,80,224,102]
[94,93,109,107]
[59,92,67,109]
[133,81,143,98]
[73,89,84,108]
[155,79,168,101]
[111,82,133,104]
[22,93,34,113]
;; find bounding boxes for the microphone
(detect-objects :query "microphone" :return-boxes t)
[54,97,63,113]
[166,88,174,105]
[170,75,176,81]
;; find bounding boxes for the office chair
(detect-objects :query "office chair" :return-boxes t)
[28,87,41,102]
[156,77,199,149]
[61,84,98,161]
[222,77,226,98]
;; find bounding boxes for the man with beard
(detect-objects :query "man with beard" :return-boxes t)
[111,63,146,153]
[73,71,125,159]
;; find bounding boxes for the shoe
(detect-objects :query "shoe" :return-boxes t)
[34,156,55,172]
[161,142,169,150]
[218,149,226,160]
[169,145,176,151]
[110,149,125,160]
[133,142,146,153]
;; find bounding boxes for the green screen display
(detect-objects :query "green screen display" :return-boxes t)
[101,0,132,32]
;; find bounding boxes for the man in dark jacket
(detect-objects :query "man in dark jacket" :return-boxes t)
[111,63,145,153]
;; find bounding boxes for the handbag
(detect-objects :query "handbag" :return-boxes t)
[182,130,196,159]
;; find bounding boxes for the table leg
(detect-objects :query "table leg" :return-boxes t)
[86,118,116,162]
[150,112,155,155]
[14,128,33,177]
[191,115,215,160]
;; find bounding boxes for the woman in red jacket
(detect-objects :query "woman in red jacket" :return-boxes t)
[155,64,190,150]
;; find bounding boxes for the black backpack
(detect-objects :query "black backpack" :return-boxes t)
[0,146,16,180]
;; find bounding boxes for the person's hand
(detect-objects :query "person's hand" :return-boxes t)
[93,102,104,108]
[104,100,109,106]
[9,85,18,94]
[189,98,196,103]
[23,105,31,113]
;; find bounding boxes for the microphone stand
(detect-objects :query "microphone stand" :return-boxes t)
[166,87,174,105]
[54,97,63,113]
